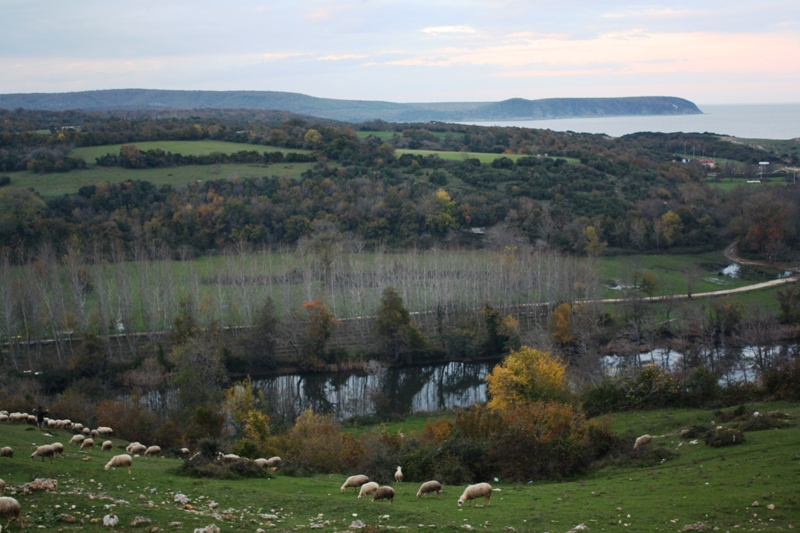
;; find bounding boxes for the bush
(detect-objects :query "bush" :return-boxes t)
[706,428,745,448]
[683,366,722,407]
[177,455,269,479]
[281,409,363,473]
[761,357,800,400]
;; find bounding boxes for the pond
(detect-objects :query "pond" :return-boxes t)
[251,361,496,423]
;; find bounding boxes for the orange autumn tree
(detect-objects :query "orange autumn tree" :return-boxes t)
[485,346,569,410]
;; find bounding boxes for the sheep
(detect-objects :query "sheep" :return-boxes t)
[69,434,85,446]
[144,445,162,457]
[341,474,370,493]
[80,438,95,452]
[372,486,395,504]
[51,442,65,458]
[0,414,8,422]
[394,466,404,482]
[216,452,239,461]
[180,447,190,455]
[458,483,493,507]
[82,427,90,436]
[265,456,282,467]
[97,426,114,436]
[633,434,652,450]
[101,440,113,452]
[127,443,146,456]
[90,429,99,439]
[105,454,133,474]
[0,446,12,458]
[0,496,22,529]
[416,480,442,498]
[72,423,84,433]
[125,442,141,453]
[358,482,380,499]
[31,444,55,463]
[253,458,269,468]
[0,478,5,496]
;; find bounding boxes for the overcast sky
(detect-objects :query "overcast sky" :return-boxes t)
[2,0,799,105]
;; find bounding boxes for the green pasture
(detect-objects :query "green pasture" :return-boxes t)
[706,177,792,192]
[68,140,309,164]
[2,162,315,198]
[0,400,798,532]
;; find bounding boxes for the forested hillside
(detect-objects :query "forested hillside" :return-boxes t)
[1,108,798,262]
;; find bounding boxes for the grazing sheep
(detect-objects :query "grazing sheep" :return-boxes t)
[633,434,652,450]
[0,414,8,422]
[104,454,133,474]
[80,438,95,452]
[216,452,239,461]
[31,444,55,463]
[0,446,12,458]
[97,426,114,436]
[358,482,380,499]
[91,429,99,439]
[51,442,65,458]
[372,486,395,504]
[82,427,90,436]
[458,483,493,507]
[0,478,5,496]
[72,423,84,433]
[69,434,85,446]
[101,440,113,452]
[145,445,161,457]
[253,458,269,468]
[265,456,282,467]
[394,466,403,482]
[0,496,22,529]
[417,480,442,498]
[127,443,146,456]
[180,447,190,455]
[341,474,370,493]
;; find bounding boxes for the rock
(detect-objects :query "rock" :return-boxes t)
[174,493,191,504]
[682,523,711,532]
[58,514,79,523]
[104,514,120,527]
[350,520,366,529]
[752,501,760,507]
[169,522,182,528]
[20,478,58,492]
[193,526,221,533]
[131,516,152,526]
[768,504,776,510]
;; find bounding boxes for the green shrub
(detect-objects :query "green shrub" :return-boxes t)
[177,455,268,479]
[706,428,745,447]
[761,357,800,400]
[682,367,722,407]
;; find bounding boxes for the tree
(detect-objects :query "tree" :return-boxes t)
[639,272,658,298]
[485,346,569,411]
[297,299,338,369]
[224,376,265,438]
[659,210,683,248]
[304,129,322,147]
[549,302,576,345]
[482,301,520,356]
[375,287,426,364]
[583,226,607,256]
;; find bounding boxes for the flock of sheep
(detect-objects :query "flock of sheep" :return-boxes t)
[339,468,497,508]
[0,407,546,530]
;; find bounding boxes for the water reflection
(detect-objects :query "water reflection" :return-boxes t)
[253,361,493,423]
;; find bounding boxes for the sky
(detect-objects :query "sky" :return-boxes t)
[1,0,799,105]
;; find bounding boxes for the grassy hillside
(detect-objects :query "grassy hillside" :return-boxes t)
[0,401,798,532]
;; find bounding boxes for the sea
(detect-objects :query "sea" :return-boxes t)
[465,103,800,140]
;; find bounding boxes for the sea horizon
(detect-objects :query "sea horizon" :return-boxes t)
[464,103,800,141]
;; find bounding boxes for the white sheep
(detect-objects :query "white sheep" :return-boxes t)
[253,458,269,468]
[145,445,162,457]
[80,438,95,452]
[31,444,55,463]
[82,427,90,436]
[341,474,370,493]
[105,454,133,474]
[458,483,493,507]
[394,466,404,482]
[0,446,12,458]
[180,448,190,455]
[372,486,395,503]
[69,434,85,446]
[265,456,282,467]
[0,478,5,496]
[101,440,113,452]
[417,480,442,498]
[72,423,84,432]
[97,426,114,436]
[0,414,8,422]
[0,496,22,529]
[51,442,65,458]
[128,443,147,456]
[633,434,652,450]
[358,482,380,499]
[217,452,239,461]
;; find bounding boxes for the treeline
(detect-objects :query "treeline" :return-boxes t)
[96,145,316,168]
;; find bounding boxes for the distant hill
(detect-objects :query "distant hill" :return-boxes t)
[0,89,702,123]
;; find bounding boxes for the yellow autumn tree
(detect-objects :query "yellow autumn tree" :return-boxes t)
[485,346,569,411]
[549,302,576,345]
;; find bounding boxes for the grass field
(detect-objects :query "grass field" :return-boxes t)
[2,162,316,198]
[68,140,309,164]
[0,400,798,532]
